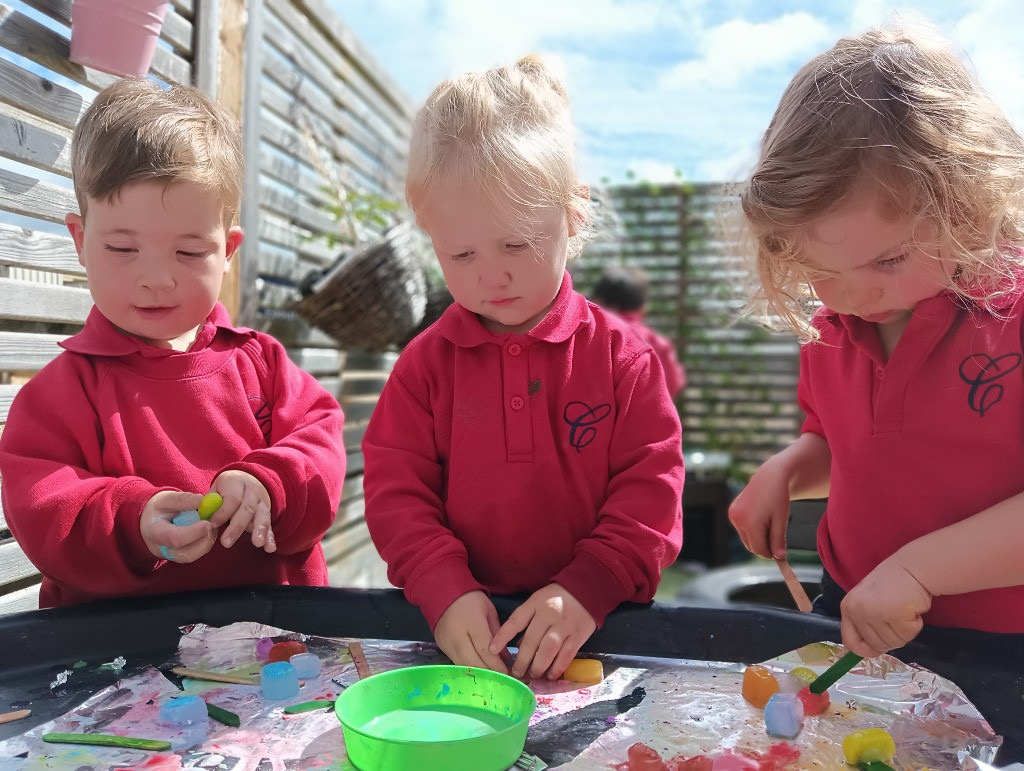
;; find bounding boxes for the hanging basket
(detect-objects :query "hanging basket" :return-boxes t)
[396,283,454,347]
[295,223,429,353]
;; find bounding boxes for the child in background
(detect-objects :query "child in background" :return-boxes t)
[729,21,1024,658]
[0,79,346,607]
[363,56,684,680]
[590,264,687,398]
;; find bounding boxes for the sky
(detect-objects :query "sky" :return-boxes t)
[329,0,1024,185]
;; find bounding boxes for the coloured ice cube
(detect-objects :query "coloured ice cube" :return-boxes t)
[172,510,200,526]
[261,661,300,700]
[290,652,321,679]
[741,665,779,709]
[764,692,803,738]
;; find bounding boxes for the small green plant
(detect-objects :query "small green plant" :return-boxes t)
[316,185,401,249]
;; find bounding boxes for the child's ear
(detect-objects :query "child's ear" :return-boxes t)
[224,226,244,271]
[65,213,85,264]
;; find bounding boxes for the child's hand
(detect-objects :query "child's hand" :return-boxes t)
[840,558,932,658]
[728,461,793,559]
[434,591,508,673]
[140,490,217,563]
[489,583,596,680]
[207,470,276,552]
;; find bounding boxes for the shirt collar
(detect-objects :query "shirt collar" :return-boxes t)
[60,303,252,358]
[437,271,591,346]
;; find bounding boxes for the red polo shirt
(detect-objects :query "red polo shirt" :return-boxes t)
[363,273,684,629]
[800,289,1024,632]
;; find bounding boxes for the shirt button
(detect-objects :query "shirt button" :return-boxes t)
[508,343,522,356]
[510,396,525,410]
[875,367,884,378]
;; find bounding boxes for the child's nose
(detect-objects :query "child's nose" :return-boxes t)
[137,259,176,291]
[479,255,511,287]
[843,280,882,311]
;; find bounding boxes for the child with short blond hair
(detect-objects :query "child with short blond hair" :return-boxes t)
[363,56,684,680]
[0,78,346,607]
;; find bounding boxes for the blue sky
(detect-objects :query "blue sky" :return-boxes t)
[330,0,1023,185]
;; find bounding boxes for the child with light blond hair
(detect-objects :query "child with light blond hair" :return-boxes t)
[729,21,1024,658]
[363,56,684,680]
[0,79,346,607]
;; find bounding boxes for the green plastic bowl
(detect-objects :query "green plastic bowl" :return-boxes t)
[336,664,536,771]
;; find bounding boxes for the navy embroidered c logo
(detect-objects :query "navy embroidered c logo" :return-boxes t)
[563,401,611,451]
[958,352,1022,417]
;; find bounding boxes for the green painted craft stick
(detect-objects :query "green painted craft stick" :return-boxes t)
[206,702,241,727]
[808,650,863,694]
[861,762,895,771]
[43,732,171,751]
[283,699,334,714]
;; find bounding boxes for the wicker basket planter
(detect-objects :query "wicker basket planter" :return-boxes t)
[295,223,430,352]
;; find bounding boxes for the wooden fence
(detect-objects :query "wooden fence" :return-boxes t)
[577,182,803,482]
[0,0,411,612]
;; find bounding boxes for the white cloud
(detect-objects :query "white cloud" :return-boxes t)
[660,13,833,89]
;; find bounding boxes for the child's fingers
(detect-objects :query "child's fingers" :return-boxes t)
[546,642,580,681]
[220,487,262,548]
[156,490,205,513]
[489,608,529,655]
[510,621,549,680]
[164,520,215,548]
[159,528,217,564]
[249,501,276,552]
[769,521,788,560]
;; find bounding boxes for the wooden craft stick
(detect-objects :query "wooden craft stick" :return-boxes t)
[43,732,171,751]
[171,667,258,686]
[0,708,30,724]
[775,558,813,613]
[348,641,371,680]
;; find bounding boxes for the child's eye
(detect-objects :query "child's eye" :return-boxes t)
[105,245,135,254]
[877,254,908,269]
[506,242,528,252]
[178,251,207,259]
[452,251,473,261]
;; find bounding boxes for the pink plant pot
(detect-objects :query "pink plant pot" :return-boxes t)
[70,0,169,78]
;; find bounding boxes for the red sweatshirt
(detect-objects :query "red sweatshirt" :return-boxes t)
[363,273,684,629]
[616,311,686,398]
[0,304,345,607]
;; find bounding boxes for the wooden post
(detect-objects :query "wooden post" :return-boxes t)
[195,0,247,321]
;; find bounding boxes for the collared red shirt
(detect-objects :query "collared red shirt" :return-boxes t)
[800,289,1024,631]
[362,272,684,629]
[0,303,346,606]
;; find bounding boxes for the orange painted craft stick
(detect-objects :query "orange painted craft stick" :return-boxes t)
[348,641,371,680]
[775,558,813,613]
[0,709,30,724]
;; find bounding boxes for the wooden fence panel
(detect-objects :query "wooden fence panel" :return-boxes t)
[238,0,419,590]
[577,182,803,482]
